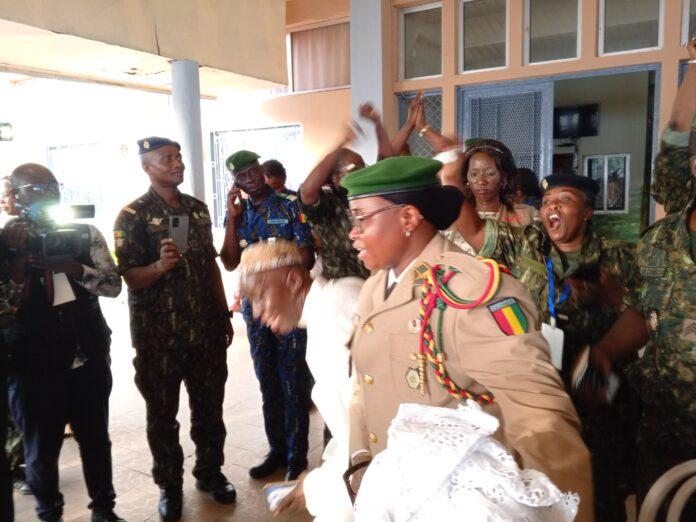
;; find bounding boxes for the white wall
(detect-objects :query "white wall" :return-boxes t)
[554,71,650,190]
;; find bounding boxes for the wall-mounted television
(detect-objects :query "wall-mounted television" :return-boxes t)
[553,104,599,139]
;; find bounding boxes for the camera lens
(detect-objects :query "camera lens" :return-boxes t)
[173,217,179,227]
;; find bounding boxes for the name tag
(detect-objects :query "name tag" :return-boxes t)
[541,321,564,370]
[640,265,666,277]
[267,218,289,225]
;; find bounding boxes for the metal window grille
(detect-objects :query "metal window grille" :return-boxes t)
[468,91,544,175]
[397,90,443,158]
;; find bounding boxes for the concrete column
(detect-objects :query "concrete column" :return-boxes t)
[171,59,205,200]
[349,0,387,164]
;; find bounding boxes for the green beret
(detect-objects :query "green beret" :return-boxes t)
[226,150,260,173]
[341,156,443,200]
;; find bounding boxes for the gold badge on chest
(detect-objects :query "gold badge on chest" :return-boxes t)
[405,367,420,390]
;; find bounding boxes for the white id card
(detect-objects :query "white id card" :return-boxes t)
[541,320,564,370]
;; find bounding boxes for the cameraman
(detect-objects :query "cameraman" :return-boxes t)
[2,163,124,522]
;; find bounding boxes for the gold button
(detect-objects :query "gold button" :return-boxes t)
[363,374,374,385]
[409,353,418,361]
[363,322,374,333]
[369,433,378,443]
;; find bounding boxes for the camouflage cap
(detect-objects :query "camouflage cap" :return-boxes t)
[226,150,260,173]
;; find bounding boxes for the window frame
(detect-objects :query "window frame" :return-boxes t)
[286,18,351,95]
[682,0,694,45]
[598,0,664,57]
[583,153,631,215]
[458,0,509,75]
[399,1,443,81]
[524,0,582,66]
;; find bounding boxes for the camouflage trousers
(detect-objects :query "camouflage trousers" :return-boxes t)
[243,310,312,468]
[6,412,24,475]
[576,379,640,522]
[133,341,228,488]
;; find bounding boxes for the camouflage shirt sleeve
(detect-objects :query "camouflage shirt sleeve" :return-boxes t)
[296,186,330,225]
[651,126,692,215]
[478,219,521,268]
[75,224,122,298]
[113,208,151,273]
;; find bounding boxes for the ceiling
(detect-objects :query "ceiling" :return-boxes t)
[0,18,286,98]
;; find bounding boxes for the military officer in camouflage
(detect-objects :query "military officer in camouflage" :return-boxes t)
[114,137,235,520]
[446,167,643,521]
[220,150,314,482]
[651,39,696,214]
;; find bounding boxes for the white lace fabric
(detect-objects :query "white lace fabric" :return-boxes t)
[355,402,579,522]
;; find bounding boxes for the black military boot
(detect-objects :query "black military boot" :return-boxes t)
[195,472,236,504]
[91,510,126,522]
[248,452,286,479]
[158,486,183,521]
[285,461,307,481]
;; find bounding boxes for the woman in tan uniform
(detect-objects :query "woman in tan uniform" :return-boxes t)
[342,156,594,521]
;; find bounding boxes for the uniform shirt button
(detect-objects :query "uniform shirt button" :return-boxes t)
[369,433,378,443]
[409,353,418,361]
[363,322,374,333]
[363,374,374,385]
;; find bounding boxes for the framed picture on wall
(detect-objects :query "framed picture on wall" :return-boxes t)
[584,153,630,214]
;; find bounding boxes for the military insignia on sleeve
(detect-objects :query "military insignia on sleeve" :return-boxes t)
[148,217,163,226]
[405,367,420,389]
[681,318,696,341]
[113,229,126,249]
[488,298,529,335]
[648,310,660,332]
[412,261,432,285]
[298,212,308,224]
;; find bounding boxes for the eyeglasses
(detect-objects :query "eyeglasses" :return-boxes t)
[348,204,405,232]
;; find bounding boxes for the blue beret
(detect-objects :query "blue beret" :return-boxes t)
[137,137,181,155]
[540,173,599,197]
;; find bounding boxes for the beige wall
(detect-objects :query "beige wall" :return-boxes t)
[0,0,287,84]
[287,0,349,28]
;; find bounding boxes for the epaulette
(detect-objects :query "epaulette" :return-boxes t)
[639,211,681,238]
[121,206,136,215]
[278,193,298,202]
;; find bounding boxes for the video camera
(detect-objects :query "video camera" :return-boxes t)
[18,204,95,259]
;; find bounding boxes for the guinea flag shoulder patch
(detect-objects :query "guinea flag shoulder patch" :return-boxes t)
[487,297,528,335]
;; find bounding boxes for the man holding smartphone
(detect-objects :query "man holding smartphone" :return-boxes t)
[114,137,235,520]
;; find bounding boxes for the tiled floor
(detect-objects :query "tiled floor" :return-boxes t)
[12,295,320,521]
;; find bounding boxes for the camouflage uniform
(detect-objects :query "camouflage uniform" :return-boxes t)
[471,221,640,522]
[233,190,314,469]
[651,126,694,215]
[297,187,369,280]
[624,202,696,511]
[114,187,228,488]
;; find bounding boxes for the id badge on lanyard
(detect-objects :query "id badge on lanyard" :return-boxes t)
[541,258,570,370]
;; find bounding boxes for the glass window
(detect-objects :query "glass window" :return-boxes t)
[461,0,507,72]
[584,154,630,213]
[402,5,442,79]
[528,0,578,63]
[291,22,350,92]
[602,0,661,54]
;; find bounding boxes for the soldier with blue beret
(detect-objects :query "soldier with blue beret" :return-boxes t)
[220,149,315,482]
[114,137,236,520]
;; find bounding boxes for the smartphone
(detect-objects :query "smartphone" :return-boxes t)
[168,215,189,254]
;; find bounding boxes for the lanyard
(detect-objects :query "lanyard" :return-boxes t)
[546,258,570,327]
